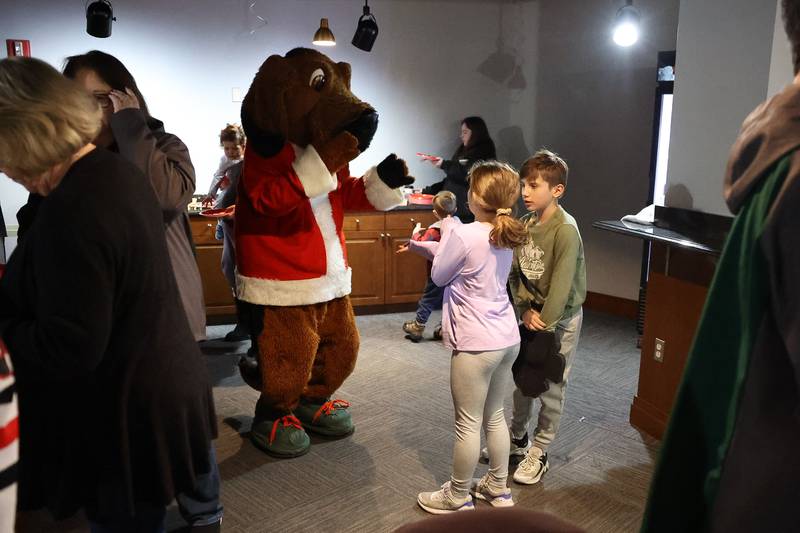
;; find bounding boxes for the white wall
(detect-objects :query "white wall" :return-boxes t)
[665,0,784,216]
[1,0,688,301]
[768,0,795,98]
[0,0,536,233]
[532,0,681,301]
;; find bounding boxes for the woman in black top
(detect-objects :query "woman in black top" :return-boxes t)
[421,116,497,222]
[0,57,216,531]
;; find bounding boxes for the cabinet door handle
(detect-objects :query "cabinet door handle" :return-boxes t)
[355,218,360,228]
[207,223,213,228]
[386,233,391,238]
[380,233,385,238]
[410,218,415,224]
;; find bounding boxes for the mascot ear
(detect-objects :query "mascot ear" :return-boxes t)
[336,61,352,89]
[241,55,293,158]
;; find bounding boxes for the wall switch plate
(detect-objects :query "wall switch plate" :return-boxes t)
[232,87,242,103]
[654,338,665,362]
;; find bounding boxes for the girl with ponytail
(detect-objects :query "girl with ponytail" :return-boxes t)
[416,161,527,514]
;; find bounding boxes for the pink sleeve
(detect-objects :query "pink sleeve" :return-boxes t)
[431,221,467,287]
[408,239,439,261]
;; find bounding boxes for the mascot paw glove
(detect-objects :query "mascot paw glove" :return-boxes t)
[377,154,415,189]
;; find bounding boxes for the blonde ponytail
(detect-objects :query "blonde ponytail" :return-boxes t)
[468,161,528,249]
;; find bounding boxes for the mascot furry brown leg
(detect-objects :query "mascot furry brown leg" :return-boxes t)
[234,48,414,457]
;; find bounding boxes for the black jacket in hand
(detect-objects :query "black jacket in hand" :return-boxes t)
[511,326,565,398]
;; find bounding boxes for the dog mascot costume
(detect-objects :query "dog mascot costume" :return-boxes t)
[235,48,414,457]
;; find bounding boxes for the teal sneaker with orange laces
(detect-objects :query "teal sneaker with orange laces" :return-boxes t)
[295,398,354,437]
[250,414,311,458]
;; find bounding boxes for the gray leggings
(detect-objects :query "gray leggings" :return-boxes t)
[450,344,519,496]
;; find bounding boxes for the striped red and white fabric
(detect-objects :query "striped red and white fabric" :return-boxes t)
[0,338,17,533]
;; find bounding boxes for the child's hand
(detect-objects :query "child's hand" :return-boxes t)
[109,88,140,113]
[522,309,547,331]
[201,196,214,207]
[396,243,409,254]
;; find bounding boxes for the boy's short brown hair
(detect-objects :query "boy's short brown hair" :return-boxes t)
[520,149,569,189]
[432,190,457,218]
[220,123,246,146]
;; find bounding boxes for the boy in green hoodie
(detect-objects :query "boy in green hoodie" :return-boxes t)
[504,149,586,485]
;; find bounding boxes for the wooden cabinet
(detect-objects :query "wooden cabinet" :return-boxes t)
[189,216,235,318]
[630,242,717,439]
[346,230,386,306]
[189,208,437,318]
[345,209,437,308]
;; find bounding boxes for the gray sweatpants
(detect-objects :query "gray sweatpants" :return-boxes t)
[450,344,519,497]
[510,308,583,451]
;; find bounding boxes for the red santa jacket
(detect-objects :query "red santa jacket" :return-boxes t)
[235,142,404,306]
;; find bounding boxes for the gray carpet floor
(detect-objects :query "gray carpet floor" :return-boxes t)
[17,310,659,533]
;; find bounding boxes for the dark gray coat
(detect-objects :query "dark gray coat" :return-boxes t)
[110,109,206,341]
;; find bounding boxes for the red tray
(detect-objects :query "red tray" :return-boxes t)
[408,193,434,205]
[200,206,235,218]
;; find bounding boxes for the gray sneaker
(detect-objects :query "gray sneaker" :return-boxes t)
[417,482,475,514]
[513,446,549,485]
[470,475,514,507]
[480,432,531,460]
[403,319,425,342]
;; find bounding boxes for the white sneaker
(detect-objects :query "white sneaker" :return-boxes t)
[480,432,531,460]
[470,475,514,507]
[417,482,475,514]
[513,446,549,485]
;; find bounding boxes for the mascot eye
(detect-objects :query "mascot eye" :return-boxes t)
[309,68,327,91]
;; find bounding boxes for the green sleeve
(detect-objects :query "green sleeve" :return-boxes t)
[540,224,580,328]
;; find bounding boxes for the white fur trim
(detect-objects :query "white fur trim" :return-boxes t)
[235,194,351,306]
[291,144,337,199]
[363,166,405,211]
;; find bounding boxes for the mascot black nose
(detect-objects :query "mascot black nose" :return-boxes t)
[345,109,379,152]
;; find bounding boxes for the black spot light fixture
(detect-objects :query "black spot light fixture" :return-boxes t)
[86,0,116,38]
[352,0,378,52]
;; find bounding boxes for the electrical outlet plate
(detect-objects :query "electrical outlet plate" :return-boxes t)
[654,338,665,362]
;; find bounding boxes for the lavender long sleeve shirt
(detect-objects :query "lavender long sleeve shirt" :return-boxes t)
[430,218,520,352]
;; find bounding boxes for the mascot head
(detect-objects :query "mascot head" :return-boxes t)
[241,48,378,159]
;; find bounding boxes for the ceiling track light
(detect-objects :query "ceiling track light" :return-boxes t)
[352,1,379,52]
[86,0,116,38]
[613,0,640,47]
[313,18,336,47]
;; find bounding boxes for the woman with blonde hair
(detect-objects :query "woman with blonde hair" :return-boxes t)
[416,161,527,514]
[0,57,217,532]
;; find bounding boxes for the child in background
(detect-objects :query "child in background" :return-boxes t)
[416,161,528,514]
[399,190,458,342]
[203,124,246,238]
[502,149,586,486]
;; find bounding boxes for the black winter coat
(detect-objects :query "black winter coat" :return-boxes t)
[0,148,217,519]
[422,141,496,222]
